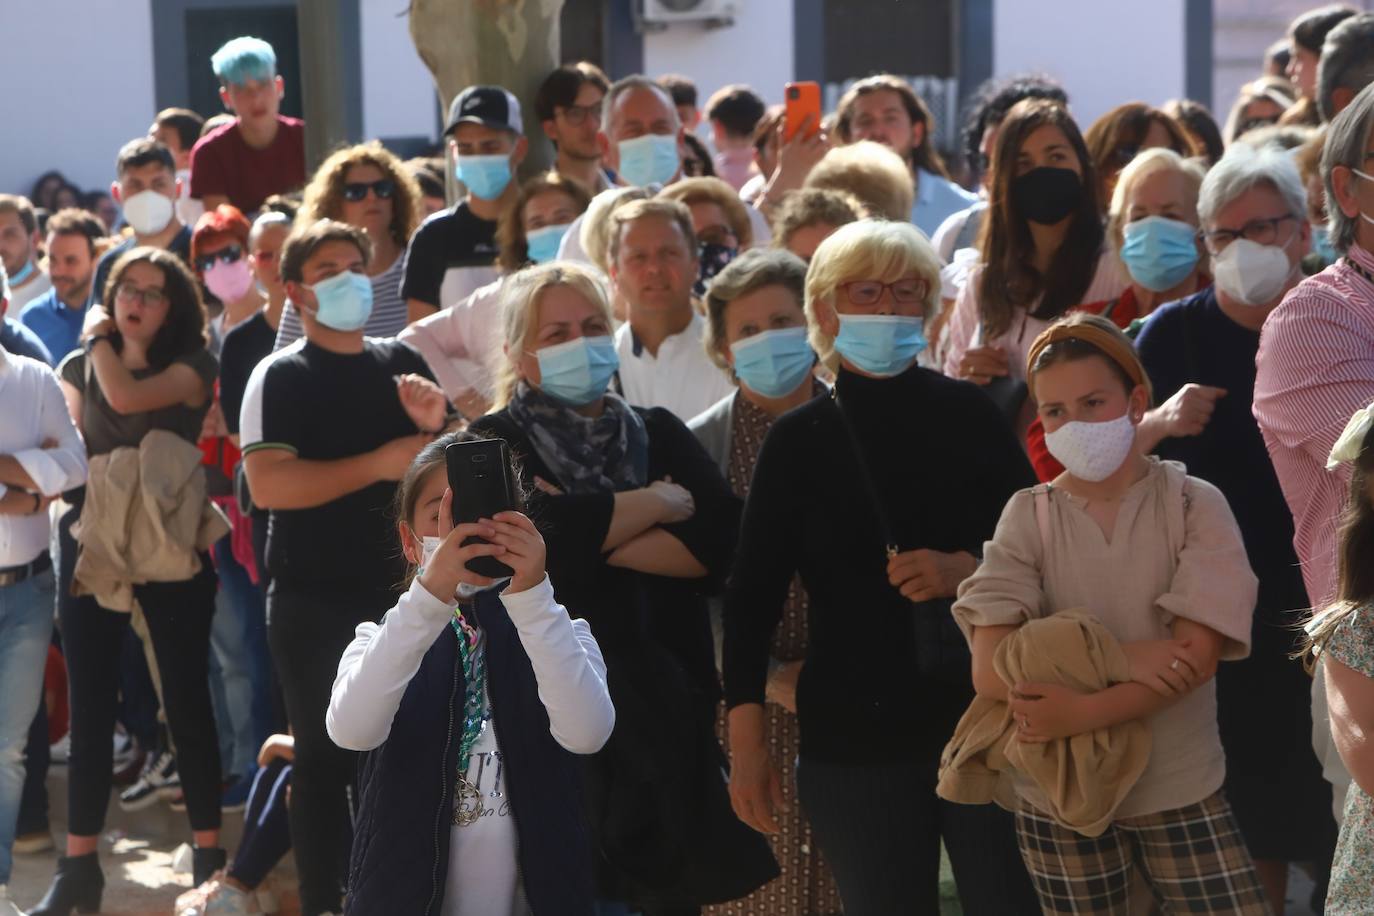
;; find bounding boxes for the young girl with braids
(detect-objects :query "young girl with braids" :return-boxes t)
[326,431,614,915]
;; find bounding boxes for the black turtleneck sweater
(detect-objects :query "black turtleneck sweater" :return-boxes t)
[722,365,1035,764]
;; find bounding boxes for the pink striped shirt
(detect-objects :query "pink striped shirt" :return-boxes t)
[1253,244,1374,608]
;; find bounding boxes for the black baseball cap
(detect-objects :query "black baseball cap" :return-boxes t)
[445,86,524,137]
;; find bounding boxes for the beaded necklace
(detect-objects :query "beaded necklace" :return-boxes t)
[1346,254,1374,289]
[450,605,488,826]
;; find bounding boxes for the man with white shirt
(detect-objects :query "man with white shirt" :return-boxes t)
[0,327,88,916]
[0,196,52,315]
[608,198,734,419]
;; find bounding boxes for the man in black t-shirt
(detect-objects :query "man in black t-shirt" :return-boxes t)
[238,217,449,916]
[401,84,528,324]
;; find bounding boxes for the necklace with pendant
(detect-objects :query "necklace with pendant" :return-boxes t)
[450,606,487,827]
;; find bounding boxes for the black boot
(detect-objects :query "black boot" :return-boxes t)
[193,845,228,886]
[29,852,104,915]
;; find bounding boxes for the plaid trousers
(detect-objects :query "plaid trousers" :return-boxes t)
[1015,791,1271,915]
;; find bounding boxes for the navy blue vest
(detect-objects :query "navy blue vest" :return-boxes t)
[345,590,595,915]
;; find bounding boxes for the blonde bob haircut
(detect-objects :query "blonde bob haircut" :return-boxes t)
[494,261,614,408]
[803,218,942,371]
[656,176,755,249]
[803,141,914,223]
[1106,147,1207,260]
[578,187,651,274]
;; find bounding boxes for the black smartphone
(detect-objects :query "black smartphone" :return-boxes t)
[445,438,517,579]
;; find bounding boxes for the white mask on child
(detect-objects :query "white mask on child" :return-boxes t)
[1044,413,1137,482]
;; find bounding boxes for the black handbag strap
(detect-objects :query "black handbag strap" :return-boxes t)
[831,388,898,560]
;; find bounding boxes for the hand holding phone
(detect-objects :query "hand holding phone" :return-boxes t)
[419,488,505,602]
[446,439,517,578]
[784,81,821,143]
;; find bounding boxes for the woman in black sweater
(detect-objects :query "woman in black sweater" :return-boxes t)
[468,262,776,913]
[723,219,1039,915]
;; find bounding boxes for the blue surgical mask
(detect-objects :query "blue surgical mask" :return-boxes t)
[307,270,373,331]
[525,223,571,264]
[1311,223,1338,266]
[455,154,513,200]
[833,314,926,378]
[617,133,680,188]
[534,335,619,406]
[730,327,816,399]
[1119,216,1200,292]
[6,259,34,287]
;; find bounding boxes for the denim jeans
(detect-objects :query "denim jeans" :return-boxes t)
[210,536,274,777]
[0,566,56,884]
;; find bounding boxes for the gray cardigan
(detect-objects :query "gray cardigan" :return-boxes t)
[687,389,738,669]
[686,389,738,477]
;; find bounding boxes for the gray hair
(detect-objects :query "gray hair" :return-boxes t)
[1319,13,1374,122]
[702,248,808,372]
[1322,81,1374,253]
[602,75,680,135]
[1197,142,1307,231]
[249,211,291,248]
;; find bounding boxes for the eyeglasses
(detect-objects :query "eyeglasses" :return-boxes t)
[1202,214,1296,252]
[342,179,396,203]
[557,102,602,127]
[194,245,243,273]
[115,281,168,308]
[841,278,927,306]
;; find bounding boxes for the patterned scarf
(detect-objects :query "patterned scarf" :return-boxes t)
[506,382,649,495]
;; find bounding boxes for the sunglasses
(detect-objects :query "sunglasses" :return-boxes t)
[194,245,243,273]
[342,179,396,202]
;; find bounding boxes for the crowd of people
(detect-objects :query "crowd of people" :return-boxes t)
[7,6,1374,915]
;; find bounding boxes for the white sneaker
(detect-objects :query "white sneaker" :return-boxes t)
[0,884,25,916]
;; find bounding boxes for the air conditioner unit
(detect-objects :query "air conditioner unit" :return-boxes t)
[642,0,738,27]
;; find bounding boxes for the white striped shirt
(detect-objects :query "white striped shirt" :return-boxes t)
[1254,244,1374,608]
[272,255,409,351]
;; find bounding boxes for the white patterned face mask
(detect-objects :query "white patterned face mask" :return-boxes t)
[1044,413,1137,482]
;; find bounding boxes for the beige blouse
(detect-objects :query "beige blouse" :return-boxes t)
[952,458,1257,818]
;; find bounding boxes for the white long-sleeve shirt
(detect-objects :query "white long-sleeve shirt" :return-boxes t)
[0,348,88,566]
[397,277,507,406]
[327,574,614,916]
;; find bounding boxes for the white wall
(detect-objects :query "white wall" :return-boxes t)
[994,0,1187,132]
[359,0,440,142]
[0,0,156,198]
[643,4,794,113]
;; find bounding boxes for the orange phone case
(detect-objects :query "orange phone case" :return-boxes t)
[784,81,821,142]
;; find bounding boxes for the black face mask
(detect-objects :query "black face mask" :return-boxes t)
[1011,166,1084,225]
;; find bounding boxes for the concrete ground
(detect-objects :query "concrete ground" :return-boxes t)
[9,764,299,915]
[9,764,1322,915]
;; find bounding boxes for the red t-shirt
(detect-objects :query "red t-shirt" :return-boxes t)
[189,115,306,214]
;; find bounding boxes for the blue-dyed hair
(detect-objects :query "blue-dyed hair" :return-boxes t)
[211,36,277,87]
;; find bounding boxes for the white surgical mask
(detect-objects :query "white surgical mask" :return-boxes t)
[1044,413,1137,482]
[1211,236,1296,307]
[121,189,175,236]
